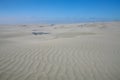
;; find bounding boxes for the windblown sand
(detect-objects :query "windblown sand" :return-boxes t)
[0,22,120,80]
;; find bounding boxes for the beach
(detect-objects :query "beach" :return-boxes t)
[0,22,120,80]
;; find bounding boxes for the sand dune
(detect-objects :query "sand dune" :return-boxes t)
[0,22,120,80]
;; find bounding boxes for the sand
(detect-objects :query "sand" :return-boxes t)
[0,22,120,80]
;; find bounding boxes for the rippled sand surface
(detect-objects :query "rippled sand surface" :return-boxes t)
[0,22,120,80]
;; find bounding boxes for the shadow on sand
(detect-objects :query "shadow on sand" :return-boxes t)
[32,32,50,35]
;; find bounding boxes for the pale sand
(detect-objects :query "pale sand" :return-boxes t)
[0,22,120,80]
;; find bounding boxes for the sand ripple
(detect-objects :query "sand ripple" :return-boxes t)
[0,22,120,80]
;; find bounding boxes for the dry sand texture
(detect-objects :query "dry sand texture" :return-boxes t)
[0,22,120,80]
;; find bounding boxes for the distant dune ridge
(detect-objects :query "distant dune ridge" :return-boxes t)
[0,22,120,80]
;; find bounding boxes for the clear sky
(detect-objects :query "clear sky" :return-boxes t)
[0,0,120,24]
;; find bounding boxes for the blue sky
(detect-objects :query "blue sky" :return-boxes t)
[0,0,120,24]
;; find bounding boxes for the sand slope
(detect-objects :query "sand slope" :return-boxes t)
[0,22,120,80]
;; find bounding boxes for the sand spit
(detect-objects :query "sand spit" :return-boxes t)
[0,22,120,80]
